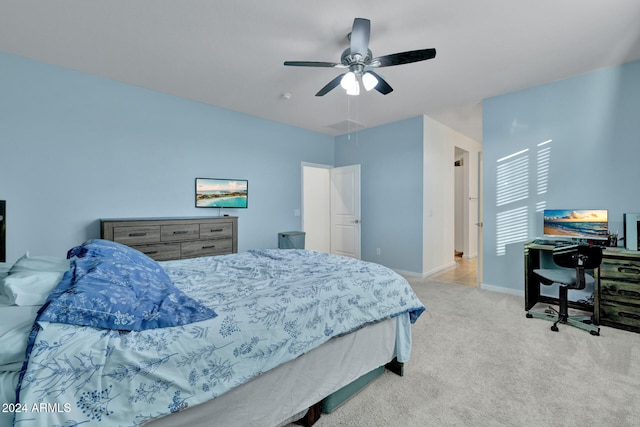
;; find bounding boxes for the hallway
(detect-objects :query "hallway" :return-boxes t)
[431,256,477,287]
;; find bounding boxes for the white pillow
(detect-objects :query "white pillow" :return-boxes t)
[1,271,64,306]
[9,251,70,273]
[0,252,69,306]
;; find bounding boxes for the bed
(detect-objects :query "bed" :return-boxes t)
[1,240,425,426]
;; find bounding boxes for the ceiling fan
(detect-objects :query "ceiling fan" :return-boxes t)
[284,18,436,96]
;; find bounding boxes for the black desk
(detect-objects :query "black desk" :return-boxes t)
[524,241,596,313]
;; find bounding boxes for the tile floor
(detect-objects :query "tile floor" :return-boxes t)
[431,256,478,287]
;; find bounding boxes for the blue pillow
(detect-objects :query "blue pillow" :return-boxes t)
[68,239,173,289]
[68,239,164,272]
[39,240,217,330]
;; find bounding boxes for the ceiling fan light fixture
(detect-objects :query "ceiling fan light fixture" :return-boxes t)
[340,71,360,95]
[340,71,357,89]
[346,83,360,96]
[362,72,378,91]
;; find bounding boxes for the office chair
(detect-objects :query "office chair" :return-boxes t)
[526,244,602,335]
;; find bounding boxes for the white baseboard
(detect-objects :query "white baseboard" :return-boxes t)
[480,282,524,297]
[394,260,459,278]
[425,261,458,277]
[393,268,426,278]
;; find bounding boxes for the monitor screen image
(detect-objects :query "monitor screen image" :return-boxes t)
[195,178,248,208]
[543,209,608,240]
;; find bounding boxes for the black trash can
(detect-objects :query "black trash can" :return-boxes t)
[278,231,305,249]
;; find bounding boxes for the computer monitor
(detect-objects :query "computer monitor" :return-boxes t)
[543,209,608,240]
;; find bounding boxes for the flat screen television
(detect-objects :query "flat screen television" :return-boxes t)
[543,209,608,240]
[195,178,248,208]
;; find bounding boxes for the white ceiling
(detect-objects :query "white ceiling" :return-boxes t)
[2,1,640,142]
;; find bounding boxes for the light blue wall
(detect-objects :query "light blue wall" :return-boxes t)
[482,60,640,292]
[334,116,424,273]
[0,53,334,263]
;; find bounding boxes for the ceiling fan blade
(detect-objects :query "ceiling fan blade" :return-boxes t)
[366,71,393,95]
[371,48,436,67]
[350,18,371,59]
[284,61,341,68]
[315,73,347,96]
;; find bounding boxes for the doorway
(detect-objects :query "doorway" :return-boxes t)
[449,146,480,286]
[301,163,361,259]
[454,148,467,258]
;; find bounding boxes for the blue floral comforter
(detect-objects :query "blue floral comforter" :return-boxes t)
[14,248,425,426]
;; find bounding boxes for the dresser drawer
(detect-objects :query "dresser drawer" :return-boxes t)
[161,224,200,242]
[600,279,640,304]
[101,217,237,261]
[181,239,233,258]
[113,226,160,244]
[600,300,640,332]
[131,243,181,261]
[600,257,640,281]
[200,222,233,239]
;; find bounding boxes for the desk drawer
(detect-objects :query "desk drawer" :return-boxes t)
[600,300,640,332]
[113,226,160,244]
[161,224,199,242]
[181,239,233,258]
[600,279,640,304]
[131,243,181,261]
[200,222,233,239]
[600,257,640,281]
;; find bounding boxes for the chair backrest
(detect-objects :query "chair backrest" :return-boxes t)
[551,244,603,290]
[552,244,603,270]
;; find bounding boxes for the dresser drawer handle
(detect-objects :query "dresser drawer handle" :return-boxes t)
[144,250,158,255]
[129,232,147,237]
[210,228,223,233]
[202,245,216,249]
[173,230,189,235]
[619,311,640,321]
[617,289,640,298]
[618,267,640,275]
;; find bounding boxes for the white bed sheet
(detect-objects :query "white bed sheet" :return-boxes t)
[144,315,400,427]
[0,371,20,427]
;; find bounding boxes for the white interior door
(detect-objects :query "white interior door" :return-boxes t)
[330,165,361,259]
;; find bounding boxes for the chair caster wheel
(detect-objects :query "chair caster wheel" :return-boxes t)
[551,325,559,332]
[526,313,533,318]
[590,330,600,336]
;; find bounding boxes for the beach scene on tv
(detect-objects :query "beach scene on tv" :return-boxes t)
[543,209,608,239]
[196,178,248,208]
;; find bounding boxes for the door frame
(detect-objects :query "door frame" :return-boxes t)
[301,162,361,259]
[301,163,332,253]
[477,151,484,284]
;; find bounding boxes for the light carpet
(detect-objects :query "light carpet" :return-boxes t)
[307,278,640,426]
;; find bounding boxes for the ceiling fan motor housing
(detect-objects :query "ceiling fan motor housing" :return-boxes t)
[341,48,372,71]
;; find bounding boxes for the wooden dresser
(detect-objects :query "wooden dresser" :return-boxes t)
[597,249,640,333]
[100,217,238,261]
